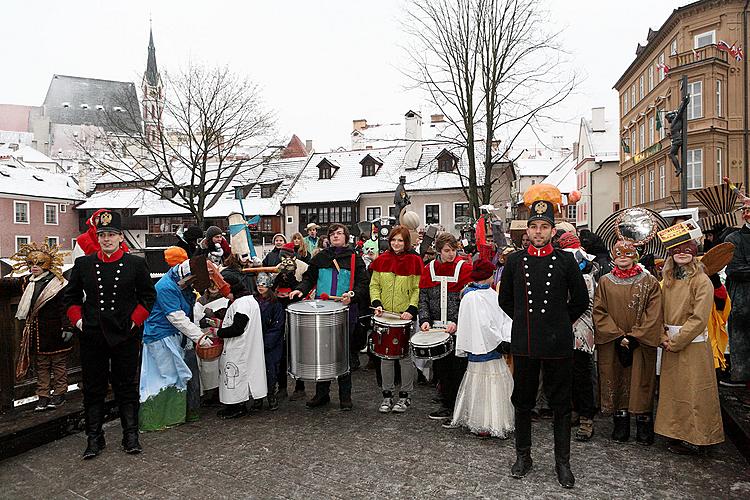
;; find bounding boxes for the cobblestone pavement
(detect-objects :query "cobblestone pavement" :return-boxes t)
[1,362,749,499]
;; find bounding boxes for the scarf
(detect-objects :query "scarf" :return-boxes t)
[612,264,643,280]
[369,249,423,276]
[16,271,50,320]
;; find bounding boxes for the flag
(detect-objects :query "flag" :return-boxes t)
[657,63,671,75]
[717,40,732,52]
[656,109,662,131]
[736,46,744,62]
[622,138,630,154]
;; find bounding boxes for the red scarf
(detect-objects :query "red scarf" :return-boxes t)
[419,258,473,292]
[612,264,642,279]
[97,248,125,263]
[369,250,423,277]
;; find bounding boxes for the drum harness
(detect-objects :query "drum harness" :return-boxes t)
[428,259,465,327]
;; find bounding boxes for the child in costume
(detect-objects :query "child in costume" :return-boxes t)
[254,272,285,411]
[449,259,514,438]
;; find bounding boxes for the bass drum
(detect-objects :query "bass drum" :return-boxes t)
[287,300,350,381]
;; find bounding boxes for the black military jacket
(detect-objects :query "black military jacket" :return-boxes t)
[65,251,156,346]
[498,244,588,358]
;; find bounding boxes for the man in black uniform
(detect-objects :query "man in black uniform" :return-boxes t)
[65,210,156,459]
[499,198,588,489]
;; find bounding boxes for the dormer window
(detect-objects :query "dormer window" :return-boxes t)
[62,102,70,108]
[161,187,175,199]
[317,158,339,180]
[234,184,253,199]
[436,149,459,172]
[360,154,383,177]
[80,103,89,109]
[261,182,280,198]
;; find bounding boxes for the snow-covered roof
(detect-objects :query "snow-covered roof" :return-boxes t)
[283,141,485,205]
[0,143,60,167]
[585,118,620,163]
[77,188,158,210]
[0,164,83,200]
[515,157,560,177]
[541,153,576,194]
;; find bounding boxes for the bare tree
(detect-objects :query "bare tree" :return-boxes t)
[404,0,576,218]
[77,63,277,227]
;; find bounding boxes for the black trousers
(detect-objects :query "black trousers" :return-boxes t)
[512,355,572,412]
[434,353,468,409]
[572,350,596,419]
[79,331,140,410]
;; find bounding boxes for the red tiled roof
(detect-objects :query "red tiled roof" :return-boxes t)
[0,104,33,132]
[280,134,308,159]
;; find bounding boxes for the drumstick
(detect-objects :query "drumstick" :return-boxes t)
[320,293,345,301]
[241,266,280,273]
[369,307,403,319]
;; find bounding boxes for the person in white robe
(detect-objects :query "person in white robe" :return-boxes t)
[448,259,514,438]
[215,273,267,419]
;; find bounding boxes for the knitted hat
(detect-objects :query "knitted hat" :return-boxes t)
[470,259,495,281]
[205,226,223,240]
[557,232,581,250]
[272,233,287,243]
[183,226,203,242]
[280,242,295,258]
[164,246,188,266]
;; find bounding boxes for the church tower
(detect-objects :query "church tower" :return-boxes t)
[142,24,163,144]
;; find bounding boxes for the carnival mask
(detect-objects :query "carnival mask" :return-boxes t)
[667,240,698,256]
[278,254,297,273]
[611,241,638,260]
[25,251,52,270]
[11,242,64,281]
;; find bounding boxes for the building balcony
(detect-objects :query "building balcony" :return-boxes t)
[669,44,729,70]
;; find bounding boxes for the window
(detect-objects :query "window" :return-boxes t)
[261,218,273,232]
[630,130,636,154]
[59,203,67,213]
[639,124,645,151]
[46,236,59,247]
[361,159,379,176]
[425,204,440,224]
[687,149,703,189]
[44,203,58,225]
[639,75,645,99]
[624,92,629,114]
[659,163,666,198]
[613,202,621,212]
[624,178,629,207]
[566,204,577,220]
[716,79,723,117]
[717,147,724,184]
[631,177,636,206]
[161,187,175,199]
[14,201,29,224]
[437,154,456,172]
[658,53,666,81]
[15,236,30,252]
[388,206,396,218]
[639,174,645,204]
[260,183,278,198]
[658,109,665,140]
[454,202,470,221]
[286,215,294,224]
[71,237,77,249]
[319,164,332,179]
[670,38,678,56]
[366,206,381,221]
[648,65,654,92]
[694,30,716,49]
[649,169,655,201]
[649,116,655,146]
[687,81,702,119]
[631,85,636,105]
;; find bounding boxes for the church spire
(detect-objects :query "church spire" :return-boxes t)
[145,25,159,87]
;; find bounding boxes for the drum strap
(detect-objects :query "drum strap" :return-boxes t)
[429,259,464,325]
[349,253,356,292]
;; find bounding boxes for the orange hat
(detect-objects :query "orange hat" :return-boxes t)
[164,246,189,266]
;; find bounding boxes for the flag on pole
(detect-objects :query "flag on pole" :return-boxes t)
[656,109,662,131]
[657,63,671,75]
[622,138,630,154]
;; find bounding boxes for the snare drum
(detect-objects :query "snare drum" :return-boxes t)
[369,315,412,359]
[409,330,454,361]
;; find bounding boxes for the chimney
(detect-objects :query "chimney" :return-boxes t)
[305,140,313,153]
[9,143,19,151]
[353,119,368,132]
[552,136,563,152]
[591,107,605,132]
[430,113,445,125]
[351,130,366,150]
[404,110,423,169]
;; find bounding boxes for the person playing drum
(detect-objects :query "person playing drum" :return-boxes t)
[418,232,473,421]
[369,227,423,414]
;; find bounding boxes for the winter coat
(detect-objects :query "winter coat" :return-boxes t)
[369,249,423,316]
[725,226,750,380]
[418,257,473,327]
[498,245,588,358]
[262,248,282,267]
[296,245,369,307]
[256,294,285,357]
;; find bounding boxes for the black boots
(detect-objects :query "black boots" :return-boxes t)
[120,403,142,454]
[612,410,630,442]
[553,411,575,489]
[635,413,655,445]
[510,410,533,478]
[82,402,106,460]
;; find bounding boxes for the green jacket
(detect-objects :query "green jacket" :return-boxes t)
[369,250,423,316]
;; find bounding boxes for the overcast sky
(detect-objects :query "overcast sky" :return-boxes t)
[1,1,677,151]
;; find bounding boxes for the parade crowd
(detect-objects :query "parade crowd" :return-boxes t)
[3,183,743,490]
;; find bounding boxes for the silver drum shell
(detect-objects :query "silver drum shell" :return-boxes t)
[286,301,350,381]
